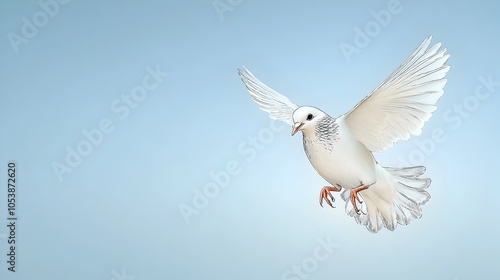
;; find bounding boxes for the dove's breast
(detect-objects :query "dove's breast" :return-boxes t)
[303,118,377,189]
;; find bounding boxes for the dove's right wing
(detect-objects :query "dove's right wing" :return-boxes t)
[343,36,450,152]
[238,67,299,125]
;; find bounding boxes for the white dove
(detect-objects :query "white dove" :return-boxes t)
[238,36,450,233]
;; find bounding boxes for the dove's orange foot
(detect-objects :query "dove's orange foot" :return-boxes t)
[350,185,369,215]
[319,186,342,208]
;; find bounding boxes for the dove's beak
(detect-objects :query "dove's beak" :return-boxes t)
[291,122,304,136]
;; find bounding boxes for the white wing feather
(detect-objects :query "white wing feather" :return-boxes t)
[238,67,299,125]
[344,36,450,152]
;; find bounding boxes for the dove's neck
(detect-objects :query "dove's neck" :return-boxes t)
[303,116,339,145]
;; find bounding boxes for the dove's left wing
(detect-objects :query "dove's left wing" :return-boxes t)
[238,67,299,125]
[343,36,450,152]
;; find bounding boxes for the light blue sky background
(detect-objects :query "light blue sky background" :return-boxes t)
[0,0,499,279]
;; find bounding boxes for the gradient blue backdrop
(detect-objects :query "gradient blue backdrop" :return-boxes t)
[0,0,499,279]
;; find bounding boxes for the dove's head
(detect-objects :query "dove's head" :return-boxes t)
[291,106,326,136]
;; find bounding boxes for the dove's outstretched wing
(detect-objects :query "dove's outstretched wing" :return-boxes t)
[238,67,299,125]
[343,36,450,152]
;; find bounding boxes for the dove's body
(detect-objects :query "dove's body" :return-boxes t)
[302,114,403,228]
[238,36,450,233]
[302,116,377,190]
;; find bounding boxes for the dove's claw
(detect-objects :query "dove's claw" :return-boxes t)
[350,185,369,215]
[319,186,342,208]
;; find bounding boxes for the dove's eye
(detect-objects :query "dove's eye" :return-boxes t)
[306,113,314,121]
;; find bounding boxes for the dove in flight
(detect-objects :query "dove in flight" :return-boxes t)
[238,36,450,233]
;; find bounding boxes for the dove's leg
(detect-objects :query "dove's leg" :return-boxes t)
[319,185,342,208]
[350,185,369,214]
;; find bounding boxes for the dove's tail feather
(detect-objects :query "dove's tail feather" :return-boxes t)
[386,166,431,226]
[341,166,431,233]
